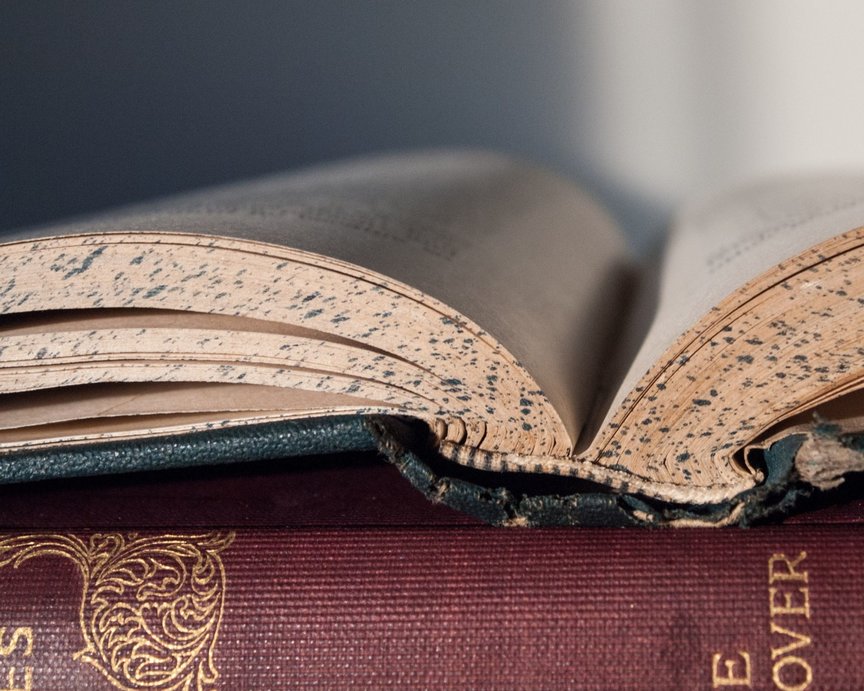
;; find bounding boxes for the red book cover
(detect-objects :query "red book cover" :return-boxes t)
[0,455,861,689]
[0,526,861,690]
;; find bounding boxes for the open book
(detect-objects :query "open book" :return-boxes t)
[2,151,863,525]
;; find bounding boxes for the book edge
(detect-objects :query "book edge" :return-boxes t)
[0,413,848,527]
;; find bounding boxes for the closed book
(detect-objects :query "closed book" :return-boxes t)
[0,523,860,690]
[0,458,861,690]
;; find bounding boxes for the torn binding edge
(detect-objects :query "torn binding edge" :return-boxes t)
[366,416,864,527]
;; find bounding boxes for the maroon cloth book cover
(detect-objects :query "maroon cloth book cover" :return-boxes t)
[0,455,861,689]
[0,526,861,690]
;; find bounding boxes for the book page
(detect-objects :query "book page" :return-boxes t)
[604,174,864,423]
[8,152,629,445]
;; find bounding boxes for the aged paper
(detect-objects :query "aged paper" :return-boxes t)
[7,152,628,446]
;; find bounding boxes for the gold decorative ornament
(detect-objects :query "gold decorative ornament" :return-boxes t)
[0,532,234,690]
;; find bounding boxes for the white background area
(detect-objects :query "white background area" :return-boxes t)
[559,1,864,246]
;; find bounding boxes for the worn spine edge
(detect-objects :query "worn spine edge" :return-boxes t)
[0,413,857,526]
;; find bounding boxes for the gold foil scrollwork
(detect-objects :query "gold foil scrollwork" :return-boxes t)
[0,531,234,690]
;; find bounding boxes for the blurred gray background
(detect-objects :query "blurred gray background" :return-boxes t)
[4,1,864,248]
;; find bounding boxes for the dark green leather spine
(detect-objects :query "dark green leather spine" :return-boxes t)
[0,416,377,484]
[0,414,852,526]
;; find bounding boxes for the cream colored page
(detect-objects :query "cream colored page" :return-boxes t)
[7,151,628,443]
[603,174,864,423]
[0,383,372,429]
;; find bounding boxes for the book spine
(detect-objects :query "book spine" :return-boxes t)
[0,527,858,690]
